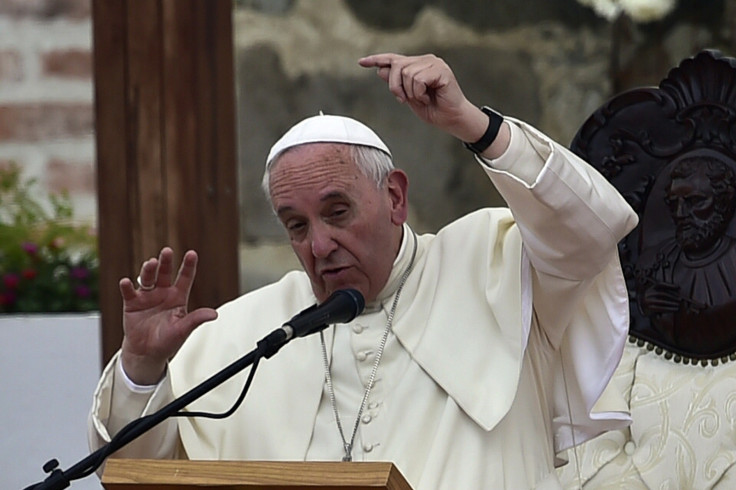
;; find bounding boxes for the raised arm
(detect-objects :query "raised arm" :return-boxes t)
[361,52,637,276]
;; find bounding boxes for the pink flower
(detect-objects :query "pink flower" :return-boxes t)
[49,236,65,250]
[74,285,91,298]
[3,273,20,290]
[21,242,39,255]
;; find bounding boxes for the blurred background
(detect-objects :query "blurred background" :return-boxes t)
[232,0,736,291]
[1,0,735,487]
[1,0,735,295]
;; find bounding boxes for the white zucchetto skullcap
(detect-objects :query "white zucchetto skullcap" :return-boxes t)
[266,113,392,167]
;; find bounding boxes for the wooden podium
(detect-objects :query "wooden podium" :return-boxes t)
[101,459,413,489]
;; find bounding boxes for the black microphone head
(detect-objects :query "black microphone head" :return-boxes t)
[285,288,367,339]
[331,288,365,322]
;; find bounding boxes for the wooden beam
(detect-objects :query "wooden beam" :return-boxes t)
[92,0,239,365]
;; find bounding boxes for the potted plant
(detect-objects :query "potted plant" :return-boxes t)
[0,164,98,313]
[0,163,102,489]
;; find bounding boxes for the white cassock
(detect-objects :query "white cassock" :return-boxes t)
[89,119,638,489]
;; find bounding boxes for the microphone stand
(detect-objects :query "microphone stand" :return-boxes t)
[23,327,292,490]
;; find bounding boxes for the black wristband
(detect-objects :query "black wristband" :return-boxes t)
[463,106,504,155]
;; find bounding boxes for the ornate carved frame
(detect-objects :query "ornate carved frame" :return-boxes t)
[571,50,736,363]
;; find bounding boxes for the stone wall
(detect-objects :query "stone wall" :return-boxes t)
[233,0,736,291]
[1,0,733,293]
[0,0,95,225]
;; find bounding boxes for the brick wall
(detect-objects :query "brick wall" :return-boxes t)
[0,0,96,226]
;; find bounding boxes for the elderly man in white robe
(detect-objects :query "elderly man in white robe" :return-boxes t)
[88,53,638,489]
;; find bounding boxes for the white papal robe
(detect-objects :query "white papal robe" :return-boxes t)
[89,119,638,489]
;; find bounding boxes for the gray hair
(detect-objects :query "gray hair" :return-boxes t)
[261,144,395,208]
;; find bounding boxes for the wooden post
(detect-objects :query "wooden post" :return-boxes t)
[92,0,240,365]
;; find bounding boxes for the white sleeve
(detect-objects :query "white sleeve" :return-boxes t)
[477,118,638,451]
[479,117,638,281]
[87,351,182,466]
[477,121,546,186]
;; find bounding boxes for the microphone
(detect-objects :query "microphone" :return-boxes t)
[282,288,365,340]
[256,289,365,359]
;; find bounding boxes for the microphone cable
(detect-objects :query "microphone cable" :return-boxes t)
[172,341,266,420]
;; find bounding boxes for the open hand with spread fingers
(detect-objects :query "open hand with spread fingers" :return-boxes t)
[119,247,218,385]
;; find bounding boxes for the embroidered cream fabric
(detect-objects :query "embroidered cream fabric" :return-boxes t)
[558,344,736,489]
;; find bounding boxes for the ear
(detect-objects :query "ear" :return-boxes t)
[386,169,409,226]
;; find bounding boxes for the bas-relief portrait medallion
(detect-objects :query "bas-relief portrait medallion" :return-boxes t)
[571,50,736,360]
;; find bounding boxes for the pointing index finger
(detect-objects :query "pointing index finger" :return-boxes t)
[358,53,401,68]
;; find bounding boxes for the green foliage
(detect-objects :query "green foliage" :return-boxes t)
[0,164,99,313]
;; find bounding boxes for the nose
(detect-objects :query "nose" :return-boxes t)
[673,198,689,219]
[310,223,338,258]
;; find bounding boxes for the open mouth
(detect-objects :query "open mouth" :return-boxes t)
[322,266,347,277]
[320,266,352,283]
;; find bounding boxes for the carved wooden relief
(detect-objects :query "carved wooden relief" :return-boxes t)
[571,50,736,361]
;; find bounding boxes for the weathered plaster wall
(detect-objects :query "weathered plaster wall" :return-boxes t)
[233,0,735,291]
[1,0,732,292]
